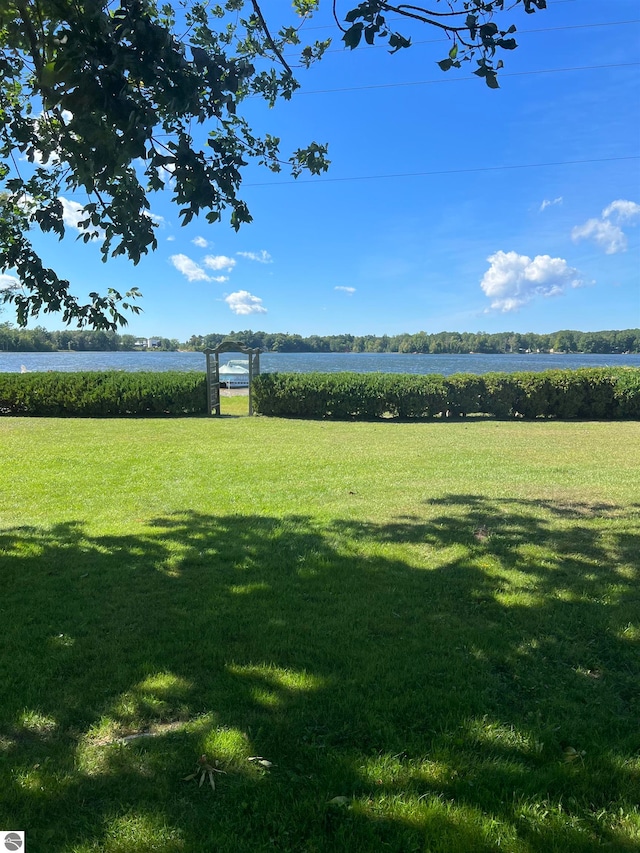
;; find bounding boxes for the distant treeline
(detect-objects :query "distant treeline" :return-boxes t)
[185,328,640,354]
[0,324,180,352]
[1,323,639,355]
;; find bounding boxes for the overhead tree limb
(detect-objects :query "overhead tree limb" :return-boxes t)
[0,0,546,328]
[250,0,294,76]
[13,0,44,75]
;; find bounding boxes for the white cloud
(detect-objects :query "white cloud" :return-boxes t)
[155,161,176,189]
[141,211,164,230]
[59,197,87,230]
[204,254,236,272]
[335,286,356,294]
[19,111,71,166]
[224,290,267,315]
[0,273,19,291]
[24,149,55,166]
[237,250,272,264]
[540,197,563,212]
[481,250,582,312]
[602,199,640,222]
[169,254,211,282]
[571,218,627,255]
[192,236,209,248]
[16,193,38,214]
[167,235,176,242]
[12,194,102,241]
[572,198,639,254]
[28,132,61,167]
[211,275,228,283]
[59,197,103,239]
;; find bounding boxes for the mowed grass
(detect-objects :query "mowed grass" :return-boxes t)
[0,411,638,852]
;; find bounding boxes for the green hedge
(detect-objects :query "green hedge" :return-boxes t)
[2,368,639,419]
[0,371,207,416]
[252,368,640,420]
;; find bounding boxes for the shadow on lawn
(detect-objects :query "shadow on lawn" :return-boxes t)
[0,498,638,852]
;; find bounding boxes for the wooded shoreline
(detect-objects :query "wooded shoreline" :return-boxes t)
[1,323,639,355]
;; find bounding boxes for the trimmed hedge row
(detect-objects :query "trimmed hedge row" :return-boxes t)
[0,371,207,416]
[251,368,640,420]
[2,367,639,419]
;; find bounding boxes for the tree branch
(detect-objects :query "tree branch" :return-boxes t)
[379,3,471,32]
[395,3,478,17]
[333,0,347,32]
[250,1,294,76]
[14,0,44,75]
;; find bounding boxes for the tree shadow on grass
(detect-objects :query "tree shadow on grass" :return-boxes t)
[0,498,638,852]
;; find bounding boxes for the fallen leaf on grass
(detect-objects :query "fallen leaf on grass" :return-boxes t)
[248,756,275,768]
[89,720,188,747]
[183,754,226,791]
[563,746,586,763]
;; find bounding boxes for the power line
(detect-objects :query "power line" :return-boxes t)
[302,19,640,56]
[299,0,583,33]
[294,61,640,96]
[245,155,640,188]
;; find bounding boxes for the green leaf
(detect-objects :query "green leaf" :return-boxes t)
[466,13,477,40]
[343,23,363,50]
[480,22,499,40]
[485,71,499,89]
[437,59,453,72]
[449,42,458,60]
[40,62,57,88]
[388,32,411,54]
[293,0,320,15]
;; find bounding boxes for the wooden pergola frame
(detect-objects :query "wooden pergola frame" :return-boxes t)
[204,341,261,416]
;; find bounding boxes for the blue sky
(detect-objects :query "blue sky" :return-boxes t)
[5,0,640,339]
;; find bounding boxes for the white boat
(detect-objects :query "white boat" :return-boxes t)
[219,359,250,388]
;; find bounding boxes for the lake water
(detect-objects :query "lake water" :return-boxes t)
[1,351,639,375]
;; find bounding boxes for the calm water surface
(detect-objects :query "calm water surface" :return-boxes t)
[1,351,639,375]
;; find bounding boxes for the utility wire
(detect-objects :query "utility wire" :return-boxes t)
[293,61,640,96]
[245,155,640,188]
[293,19,640,56]
[300,0,588,33]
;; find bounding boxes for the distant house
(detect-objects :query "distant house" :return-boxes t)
[134,337,162,349]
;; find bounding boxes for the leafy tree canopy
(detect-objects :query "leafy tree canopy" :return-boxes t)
[0,0,547,329]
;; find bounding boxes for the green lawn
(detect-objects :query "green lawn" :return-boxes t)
[0,414,638,852]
